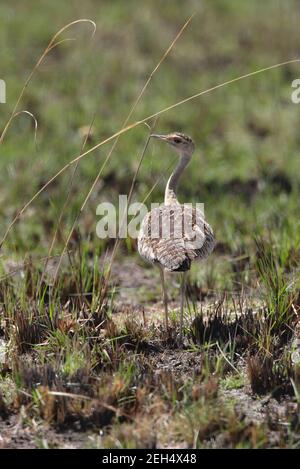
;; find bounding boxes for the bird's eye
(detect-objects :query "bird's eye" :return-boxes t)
[173,137,181,144]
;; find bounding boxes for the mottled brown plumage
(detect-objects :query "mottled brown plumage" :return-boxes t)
[138,132,215,339]
[138,204,214,272]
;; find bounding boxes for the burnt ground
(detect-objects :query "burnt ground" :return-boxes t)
[0,256,299,448]
[0,351,297,449]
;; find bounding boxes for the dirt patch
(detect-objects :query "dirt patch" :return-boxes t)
[0,413,98,449]
[148,349,202,378]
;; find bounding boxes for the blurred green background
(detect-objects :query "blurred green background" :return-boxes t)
[0,0,300,270]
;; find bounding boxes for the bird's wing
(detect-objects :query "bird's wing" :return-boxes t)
[182,206,215,261]
[138,205,215,271]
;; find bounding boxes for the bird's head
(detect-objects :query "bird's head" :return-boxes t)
[151,132,195,157]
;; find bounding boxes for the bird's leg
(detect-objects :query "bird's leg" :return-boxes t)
[159,267,169,330]
[179,272,187,343]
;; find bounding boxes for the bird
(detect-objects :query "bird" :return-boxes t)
[138,132,215,341]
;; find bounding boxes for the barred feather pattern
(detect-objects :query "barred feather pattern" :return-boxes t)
[138,204,215,272]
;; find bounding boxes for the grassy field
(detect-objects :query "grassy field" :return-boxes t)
[0,0,300,448]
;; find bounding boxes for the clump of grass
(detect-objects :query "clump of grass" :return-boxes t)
[247,352,295,397]
[255,236,298,337]
[170,397,267,449]
[221,374,245,391]
[190,296,259,353]
[101,416,157,449]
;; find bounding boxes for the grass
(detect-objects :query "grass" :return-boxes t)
[0,249,298,447]
[0,0,300,448]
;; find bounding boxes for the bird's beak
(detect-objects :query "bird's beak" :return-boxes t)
[150,134,168,141]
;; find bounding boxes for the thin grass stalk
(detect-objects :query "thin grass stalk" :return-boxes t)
[1,43,300,246]
[0,19,96,145]
[49,15,194,284]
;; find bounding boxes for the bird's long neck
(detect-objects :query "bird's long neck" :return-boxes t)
[164,152,191,205]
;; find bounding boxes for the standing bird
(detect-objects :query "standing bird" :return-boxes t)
[138,132,215,340]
